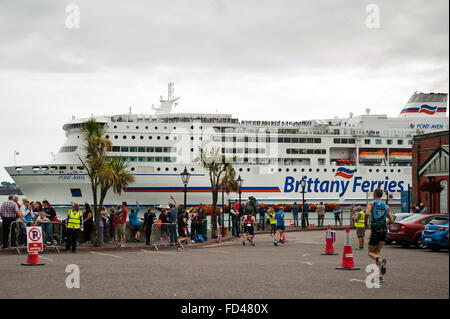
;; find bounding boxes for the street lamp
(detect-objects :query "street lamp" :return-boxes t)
[237,175,243,209]
[300,177,306,228]
[181,166,191,209]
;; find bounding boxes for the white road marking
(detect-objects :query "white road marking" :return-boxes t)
[303,261,313,266]
[140,249,178,255]
[89,251,123,259]
[293,241,322,245]
[199,248,230,254]
[350,279,366,283]
[40,256,54,262]
[302,253,310,256]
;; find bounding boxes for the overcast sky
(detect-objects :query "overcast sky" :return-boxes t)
[0,0,448,182]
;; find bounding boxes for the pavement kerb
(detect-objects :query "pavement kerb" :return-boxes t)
[0,225,351,255]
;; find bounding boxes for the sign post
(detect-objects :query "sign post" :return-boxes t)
[21,226,45,266]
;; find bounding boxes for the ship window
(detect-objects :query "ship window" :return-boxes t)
[145,126,148,129]
[369,169,372,172]
[138,147,145,152]
[307,138,314,143]
[191,168,194,172]
[157,136,161,140]
[140,136,144,140]
[59,166,67,170]
[349,139,355,144]
[121,146,128,152]
[173,168,177,172]
[149,136,153,140]
[70,188,82,197]
[398,169,401,173]
[408,140,413,145]
[299,138,306,143]
[293,168,297,172]
[157,167,161,171]
[390,169,394,172]
[50,166,57,170]
[334,138,340,144]
[114,126,117,129]
[165,136,169,140]
[131,167,135,171]
[286,169,289,172]
[155,147,162,152]
[375,139,382,145]
[364,139,370,145]
[129,147,137,152]
[239,168,243,172]
[132,136,136,140]
[314,138,321,143]
[397,139,404,145]
[301,168,305,172]
[111,146,119,152]
[309,168,312,172]
[376,169,379,172]
[114,135,118,139]
[155,126,158,130]
[165,167,169,171]
[387,139,393,145]
[332,169,335,172]
[136,126,139,129]
[106,135,109,139]
[123,135,127,139]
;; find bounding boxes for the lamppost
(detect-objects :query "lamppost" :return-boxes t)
[237,175,243,209]
[300,177,306,229]
[181,166,191,209]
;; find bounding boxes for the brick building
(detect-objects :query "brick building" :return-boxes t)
[412,130,449,214]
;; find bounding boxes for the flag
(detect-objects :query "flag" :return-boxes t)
[335,167,356,179]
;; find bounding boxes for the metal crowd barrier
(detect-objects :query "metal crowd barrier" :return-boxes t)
[149,222,187,251]
[7,220,64,254]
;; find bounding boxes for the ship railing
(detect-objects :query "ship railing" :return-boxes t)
[7,220,64,253]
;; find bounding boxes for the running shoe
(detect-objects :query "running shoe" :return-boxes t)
[273,240,278,246]
[355,247,363,250]
[250,242,255,246]
[380,258,387,275]
[379,276,384,284]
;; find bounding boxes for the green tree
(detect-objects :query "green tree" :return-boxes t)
[78,119,134,246]
[197,147,236,238]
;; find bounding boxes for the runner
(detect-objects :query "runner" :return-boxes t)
[365,188,394,283]
[274,206,285,246]
[242,211,256,246]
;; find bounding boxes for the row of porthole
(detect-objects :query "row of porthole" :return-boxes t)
[105,135,204,141]
[111,125,203,130]
[128,166,402,174]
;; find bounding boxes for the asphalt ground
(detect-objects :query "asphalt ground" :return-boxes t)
[0,229,448,299]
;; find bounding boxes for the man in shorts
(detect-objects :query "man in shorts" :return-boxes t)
[352,206,366,250]
[117,202,128,247]
[365,189,394,283]
[242,211,256,246]
[274,207,285,246]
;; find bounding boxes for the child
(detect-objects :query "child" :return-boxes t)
[99,207,108,245]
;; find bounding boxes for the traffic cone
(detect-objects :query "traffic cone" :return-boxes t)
[321,225,338,255]
[336,226,360,270]
[21,252,45,266]
[217,234,222,243]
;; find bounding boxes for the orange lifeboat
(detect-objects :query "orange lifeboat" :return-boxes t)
[359,151,385,161]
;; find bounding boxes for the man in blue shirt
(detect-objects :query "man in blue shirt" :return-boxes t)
[274,207,285,246]
[365,189,394,283]
[301,202,309,229]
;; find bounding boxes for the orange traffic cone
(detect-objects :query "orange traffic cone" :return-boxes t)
[336,226,360,270]
[21,252,45,266]
[321,225,338,255]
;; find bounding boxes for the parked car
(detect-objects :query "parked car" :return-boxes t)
[419,216,449,252]
[385,213,413,244]
[387,214,441,248]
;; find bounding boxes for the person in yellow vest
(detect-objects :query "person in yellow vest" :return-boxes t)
[352,206,366,250]
[268,208,277,237]
[65,203,84,253]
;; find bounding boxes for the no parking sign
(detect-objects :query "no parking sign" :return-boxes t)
[26,226,43,253]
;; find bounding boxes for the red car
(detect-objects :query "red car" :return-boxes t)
[387,214,442,248]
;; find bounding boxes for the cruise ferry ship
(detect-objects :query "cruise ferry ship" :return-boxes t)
[5,84,449,208]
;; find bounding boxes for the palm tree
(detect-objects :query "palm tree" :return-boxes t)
[197,147,236,238]
[78,119,134,246]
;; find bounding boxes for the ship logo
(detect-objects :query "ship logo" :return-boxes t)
[400,104,447,115]
[334,167,356,179]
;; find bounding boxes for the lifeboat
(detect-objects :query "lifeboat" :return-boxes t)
[389,152,412,162]
[359,151,385,161]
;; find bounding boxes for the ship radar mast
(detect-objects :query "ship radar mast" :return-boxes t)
[152,82,180,115]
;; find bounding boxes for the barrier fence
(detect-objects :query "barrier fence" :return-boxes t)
[7,220,64,253]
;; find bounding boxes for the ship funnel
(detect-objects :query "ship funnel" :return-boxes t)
[399,92,447,117]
